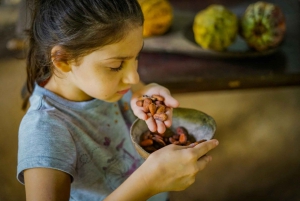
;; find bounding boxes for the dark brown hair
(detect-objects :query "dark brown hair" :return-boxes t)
[26,0,144,96]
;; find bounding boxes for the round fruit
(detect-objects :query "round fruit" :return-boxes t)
[138,0,173,37]
[193,4,238,51]
[240,1,286,52]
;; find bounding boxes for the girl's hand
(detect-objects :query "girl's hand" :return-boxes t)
[131,83,179,134]
[139,139,219,194]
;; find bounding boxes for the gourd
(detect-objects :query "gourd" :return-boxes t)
[138,0,173,37]
[240,1,286,52]
[193,4,238,51]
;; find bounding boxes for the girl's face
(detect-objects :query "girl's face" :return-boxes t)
[54,26,144,102]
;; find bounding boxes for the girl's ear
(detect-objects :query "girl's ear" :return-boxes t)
[51,46,71,73]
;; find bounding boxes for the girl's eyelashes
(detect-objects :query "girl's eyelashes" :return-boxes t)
[109,64,123,72]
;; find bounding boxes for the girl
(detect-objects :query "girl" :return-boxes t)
[17,0,219,200]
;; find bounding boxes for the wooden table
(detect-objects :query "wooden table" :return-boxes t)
[138,0,300,93]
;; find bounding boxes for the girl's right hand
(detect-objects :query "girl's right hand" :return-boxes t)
[139,139,219,194]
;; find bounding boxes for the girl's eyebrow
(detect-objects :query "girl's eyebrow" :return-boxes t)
[104,42,144,60]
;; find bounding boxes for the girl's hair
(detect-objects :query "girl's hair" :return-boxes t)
[25,0,144,96]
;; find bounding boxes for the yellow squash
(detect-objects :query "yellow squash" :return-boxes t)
[138,0,173,37]
[193,5,238,51]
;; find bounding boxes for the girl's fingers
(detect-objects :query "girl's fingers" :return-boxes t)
[191,139,219,160]
[133,108,148,120]
[145,114,157,132]
[162,107,173,128]
[160,93,179,108]
[155,120,166,134]
[196,155,212,171]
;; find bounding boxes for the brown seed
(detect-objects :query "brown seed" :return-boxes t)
[153,136,166,147]
[179,133,187,144]
[172,134,179,140]
[153,113,168,121]
[143,98,152,113]
[153,134,163,140]
[144,145,157,153]
[156,105,165,114]
[155,100,165,106]
[140,139,153,147]
[149,103,156,116]
[136,100,143,107]
[176,126,188,136]
[151,94,165,101]
[140,130,151,141]
[169,137,176,144]
[164,137,169,144]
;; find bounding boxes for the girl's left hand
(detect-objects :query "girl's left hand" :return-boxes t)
[131,83,179,134]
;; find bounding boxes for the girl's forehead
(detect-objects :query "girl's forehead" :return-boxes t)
[92,27,144,59]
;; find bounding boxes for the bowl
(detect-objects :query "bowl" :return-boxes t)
[130,107,217,159]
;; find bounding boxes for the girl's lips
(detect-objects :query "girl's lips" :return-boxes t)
[117,88,130,94]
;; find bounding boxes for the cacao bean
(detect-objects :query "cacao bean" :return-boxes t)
[179,133,187,144]
[176,126,188,136]
[140,139,153,147]
[149,103,156,116]
[156,105,165,114]
[136,100,143,107]
[143,98,152,113]
[153,113,168,121]
[151,94,165,101]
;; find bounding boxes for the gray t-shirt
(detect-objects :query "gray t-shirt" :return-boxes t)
[17,84,168,201]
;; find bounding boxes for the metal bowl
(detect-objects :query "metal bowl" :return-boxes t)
[130,107,217,159]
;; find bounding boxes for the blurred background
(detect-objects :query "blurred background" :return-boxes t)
[0,0,300,201]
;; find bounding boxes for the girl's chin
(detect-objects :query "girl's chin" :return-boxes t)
[101,94,123,103]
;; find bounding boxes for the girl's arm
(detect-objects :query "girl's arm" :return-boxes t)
[104,139,219,201]
[24,168,71,201]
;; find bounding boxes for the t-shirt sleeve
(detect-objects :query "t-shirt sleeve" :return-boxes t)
[17,110,77,184]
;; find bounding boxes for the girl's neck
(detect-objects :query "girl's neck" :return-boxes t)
[44,76,93,102]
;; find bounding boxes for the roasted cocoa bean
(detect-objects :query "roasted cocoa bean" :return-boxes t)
[179,133,187,144]
[136,100,143,107]
[141,130,152,141]
[151,94,165,101]
[149,103,156,116]
[144,146,157,153]
[140,139,153,147]
[153,113,168,121]
[153,136,166,147]
[143,98,152,113]
[176,126,188,136]
[156,105,165,114]
[172,134,179,140]
[155,101,165,106]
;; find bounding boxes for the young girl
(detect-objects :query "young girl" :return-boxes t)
[17,0,219,200]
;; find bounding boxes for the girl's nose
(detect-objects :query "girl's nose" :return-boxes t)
[122,61,140,85]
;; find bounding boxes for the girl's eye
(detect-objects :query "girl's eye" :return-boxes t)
[110,64,123,72]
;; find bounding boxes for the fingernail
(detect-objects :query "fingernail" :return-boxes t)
[215,140,219,146]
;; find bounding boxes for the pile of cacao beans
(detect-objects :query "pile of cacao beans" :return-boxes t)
[136,94,168,121]
[139,126,207,153]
